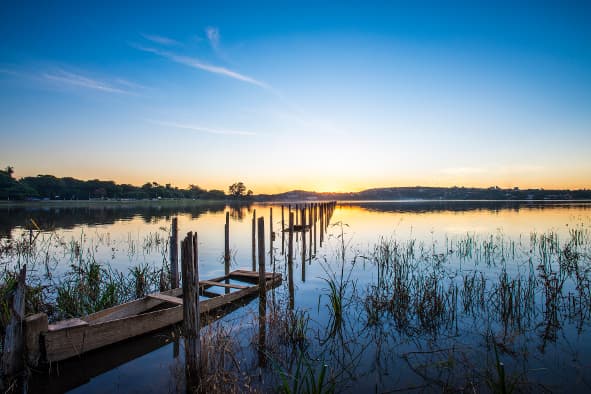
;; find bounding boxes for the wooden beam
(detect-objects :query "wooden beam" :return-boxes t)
[147,293,183,305]
[199,280,247,289]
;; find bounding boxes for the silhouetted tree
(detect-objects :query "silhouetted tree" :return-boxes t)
[5,166,14,179]
[229,182,247,197]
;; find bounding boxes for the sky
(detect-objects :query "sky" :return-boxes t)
[1,1,590,193]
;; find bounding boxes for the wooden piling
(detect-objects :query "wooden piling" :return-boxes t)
[1,265,26,380]
[181,232,200,388]
[24,312,48,367]
[288,212,294,310]
[170,217,178,289]
[320,204,324,246]
[224,211,230,294]
[251,209,256,271]
[308,205,312,262]
[257,217,266,366]
[224,212,230,276]
[301,208,306,282]
[281,205,285,256]
[313,204,317,255]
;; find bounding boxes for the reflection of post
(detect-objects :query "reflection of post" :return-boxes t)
[281,205,285,256]
[301,208,306,282]
[257,217,267,366]
[251,209,256,271]
[170,217,178,289]
[224,211,230,294]
[288,212,294,309]
[181,232,200,390]
[320,204,324,246]
[313,204,317,255]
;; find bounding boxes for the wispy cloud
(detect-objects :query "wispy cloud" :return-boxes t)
[205,27,220,50]
[133,44,270,89]
[148,119,257,136]
[141,33,180,46]
[42,69,133,94]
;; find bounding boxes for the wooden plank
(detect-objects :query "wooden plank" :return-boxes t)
[83,298,163,324]
[44,305,184,362]
[48,318,88,331]
[25,313,48,367]
[147,293,183,305]
[1,265,27,377]
[199,280,247,289]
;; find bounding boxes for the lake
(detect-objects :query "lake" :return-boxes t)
[1,200,590,392]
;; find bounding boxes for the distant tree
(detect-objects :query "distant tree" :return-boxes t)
[247,189,253,197]
[228,182,247,198]
[5,166,14,179]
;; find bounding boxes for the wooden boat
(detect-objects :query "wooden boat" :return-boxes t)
[25,270,282,363]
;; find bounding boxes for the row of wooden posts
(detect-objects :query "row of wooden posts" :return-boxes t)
[0,202,336,389]
[164,201,337,292]
[173,201,336,388]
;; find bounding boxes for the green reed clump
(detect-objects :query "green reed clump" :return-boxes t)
[55,259,124,319]
[277,350,334,394]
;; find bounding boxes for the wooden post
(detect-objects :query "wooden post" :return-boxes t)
[181,232,200,389]
[170,217,178,289]
[321,204,325,242]
[257,217,266,366]
[1,265,26,379]
[24,312,48,367]
[301,208,306,282]
[252,209,256,271]
[281,205,285,256]
[224,211,230,294]
[224,212,230,276]
[288,212,294,310]
[308,205,312,262]
[313,204,317,255]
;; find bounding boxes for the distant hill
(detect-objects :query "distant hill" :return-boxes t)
[256,186,591,201]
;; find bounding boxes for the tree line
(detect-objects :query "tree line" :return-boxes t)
[0,166,252,201]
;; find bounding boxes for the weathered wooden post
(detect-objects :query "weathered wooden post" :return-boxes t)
[288,212,294,310]
[257,217,266,366]
[170,217,179,289]
[301,208,306,282]
[24,312,48,367]
[1,265,26,382]
[224,212,230,276]
[281,205,285,256]
[308,205,313,262]
[313,203,317,255]
[181,232,200,389]
[251,209,256,271]
[224,211,231,294]
[320,203,324,246]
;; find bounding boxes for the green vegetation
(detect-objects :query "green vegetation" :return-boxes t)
[0,165,257,201]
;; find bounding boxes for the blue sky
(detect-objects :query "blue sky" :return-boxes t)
[1,1,590,192]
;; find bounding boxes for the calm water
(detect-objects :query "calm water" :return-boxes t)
[2,200,591,392]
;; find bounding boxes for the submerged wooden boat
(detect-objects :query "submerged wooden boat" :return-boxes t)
[25,270,282,363]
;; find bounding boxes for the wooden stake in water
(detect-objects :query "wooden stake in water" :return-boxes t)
[257,217,267,366]
[251,209,256,271]
[181,232,200,389]
[281,205,285,256]
[288,212,294,310]
[224,211,230,294]
[1,265,26,380]
[170,217,178,289]
[301,208,306,282]
[308,205,313,262]
[313,204,317,255]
